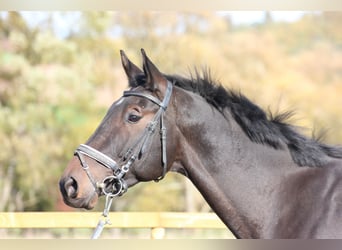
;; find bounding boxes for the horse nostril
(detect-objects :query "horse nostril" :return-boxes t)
[64,177,78,198]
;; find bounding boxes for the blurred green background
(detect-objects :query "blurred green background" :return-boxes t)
[0,11,341,214]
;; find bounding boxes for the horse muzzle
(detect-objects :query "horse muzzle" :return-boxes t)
[59,175,99,209]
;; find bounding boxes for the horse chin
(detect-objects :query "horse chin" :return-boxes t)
[63,191,99,210]
[83,192,99,210]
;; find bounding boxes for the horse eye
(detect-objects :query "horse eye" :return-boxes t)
[127,114,141,123]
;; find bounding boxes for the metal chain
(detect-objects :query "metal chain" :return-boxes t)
[91,195,114,239]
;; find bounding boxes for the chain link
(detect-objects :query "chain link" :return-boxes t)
[91,195,113,239]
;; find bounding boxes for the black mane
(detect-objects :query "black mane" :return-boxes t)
[133,70,342,167]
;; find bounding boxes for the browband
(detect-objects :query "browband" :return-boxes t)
[123,81,173,110]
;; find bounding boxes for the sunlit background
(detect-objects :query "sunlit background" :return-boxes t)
[0,11,341,238]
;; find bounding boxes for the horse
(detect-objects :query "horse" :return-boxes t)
[59,49,342,238]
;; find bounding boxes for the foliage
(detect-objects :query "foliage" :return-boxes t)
[0,11,341,212]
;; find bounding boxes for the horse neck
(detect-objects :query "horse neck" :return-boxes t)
[172,88,298,238]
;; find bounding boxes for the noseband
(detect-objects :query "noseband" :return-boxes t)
[74,81,173,197]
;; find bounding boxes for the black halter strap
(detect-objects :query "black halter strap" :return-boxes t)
[74,81,174,196]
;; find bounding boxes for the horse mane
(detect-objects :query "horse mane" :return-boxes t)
[132,70,342,167]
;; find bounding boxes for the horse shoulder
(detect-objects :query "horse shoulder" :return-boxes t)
[267,164,342,238]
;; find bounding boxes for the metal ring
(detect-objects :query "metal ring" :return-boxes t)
[100,176,125,197]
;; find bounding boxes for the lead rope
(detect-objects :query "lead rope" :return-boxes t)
[91,194,114,239]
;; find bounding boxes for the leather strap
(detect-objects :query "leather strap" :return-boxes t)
[75,144,120,172]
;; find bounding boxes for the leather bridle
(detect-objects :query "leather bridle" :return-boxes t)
[74,81,174,197]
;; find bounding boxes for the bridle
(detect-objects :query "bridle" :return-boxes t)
[74,81,173,198]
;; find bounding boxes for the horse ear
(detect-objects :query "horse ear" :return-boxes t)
[141,48,168,94]
[120,50,143,87]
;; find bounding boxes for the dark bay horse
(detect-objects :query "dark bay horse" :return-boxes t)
[59,49,342,238]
